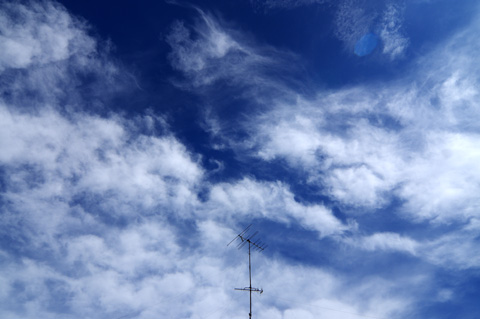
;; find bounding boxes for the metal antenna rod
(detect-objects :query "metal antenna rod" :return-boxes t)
[248,241,252,319]
[228,225,267,319]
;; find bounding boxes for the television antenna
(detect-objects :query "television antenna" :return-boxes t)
[228,224,267,319]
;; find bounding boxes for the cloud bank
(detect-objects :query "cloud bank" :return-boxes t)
[0,2,390,319]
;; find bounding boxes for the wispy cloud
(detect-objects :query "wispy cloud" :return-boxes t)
[0,3,127,114]
[167,9,267,88]
[0,1,95,72]
[346,232,419,255]
[252,0,410,59]
[204,178,347,236]
[166,7,300,99]
[166,3,480,275]
[379,2,409,59]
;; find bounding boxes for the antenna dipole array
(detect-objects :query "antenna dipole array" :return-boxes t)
[228,224,267,319]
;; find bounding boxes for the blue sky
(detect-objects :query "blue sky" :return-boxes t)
[1,0,480,318]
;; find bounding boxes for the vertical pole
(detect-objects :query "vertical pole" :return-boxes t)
[249,241,252,319]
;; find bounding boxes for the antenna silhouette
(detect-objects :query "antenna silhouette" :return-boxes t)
[228,225,267,319]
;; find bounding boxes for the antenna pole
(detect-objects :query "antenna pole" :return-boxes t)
[249,242,252,319]
[228,225,267,319]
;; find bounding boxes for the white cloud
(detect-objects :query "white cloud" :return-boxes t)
[334,0,377,49]
[249,100,404,209]
[421,218,480,269]
[347,232,419,255]
[167,11,249,87]
[166,8,297,94]
[326,165,389,208]
[398,132,480,222]
[205,178,347,237]
[0,1,95,72]
[255,111,324,165]
[255,259,415,319]
[379,2,409,59]
[0,106,203,218]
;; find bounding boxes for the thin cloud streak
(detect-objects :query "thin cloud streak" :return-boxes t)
[167,4,480,272]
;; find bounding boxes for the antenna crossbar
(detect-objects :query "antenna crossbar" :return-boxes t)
[234,287,263,294]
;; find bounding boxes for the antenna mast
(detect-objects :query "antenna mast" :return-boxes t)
[228,225,267,319]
